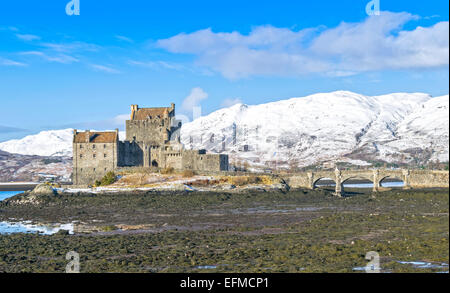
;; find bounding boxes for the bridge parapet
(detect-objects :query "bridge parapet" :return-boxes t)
[283,169,449,196]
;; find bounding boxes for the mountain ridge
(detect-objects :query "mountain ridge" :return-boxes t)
[0,91,448,170]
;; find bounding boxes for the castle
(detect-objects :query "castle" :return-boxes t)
[72,103,229,185]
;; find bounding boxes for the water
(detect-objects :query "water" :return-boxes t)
[317,181,405,188]
[380,181,404,188]
[0,221,74,235]
[0,190,23,201]
[397,261,449,270]
[196,265,217,270]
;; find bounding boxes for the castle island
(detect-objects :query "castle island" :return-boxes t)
[72,103,229,185]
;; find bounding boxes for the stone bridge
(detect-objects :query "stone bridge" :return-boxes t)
[284,169,449,196]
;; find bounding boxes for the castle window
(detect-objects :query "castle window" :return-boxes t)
[93,144,96,149]
[80,145,83,149]
[103,144,106,148]
[80,154,83,158]
[80,168,83,171]
[104,168,107,171]
[93,154,96,158]
[93,168,96,171]
[104,154,107,158]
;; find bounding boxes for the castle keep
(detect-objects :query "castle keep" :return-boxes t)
[73,104,229,185]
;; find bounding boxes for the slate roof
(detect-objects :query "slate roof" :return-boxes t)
[73,131,118,143]
[132,107,173,120]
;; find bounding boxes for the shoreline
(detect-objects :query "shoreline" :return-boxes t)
[0,183,39,191]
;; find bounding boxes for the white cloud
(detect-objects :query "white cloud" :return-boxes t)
[16,34,41,41]
[156,11,449,79]
[112,114,129,125]
[90,64,121,74]
[115,35,134,43]
[20,51,79,64]
[40,41,100,53]
[221,98,243,108]
[0,57,27,67]
[128,60,185,71]
[182,87,208,112]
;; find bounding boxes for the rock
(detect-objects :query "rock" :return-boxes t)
[31,184,56,195]
[73,223,101,234]
[55,229,70,236]
[222,184,236,190]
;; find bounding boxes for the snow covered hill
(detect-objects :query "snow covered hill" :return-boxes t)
[0,129,125,157]
[180,91,449,168]
[0,91,448,169]
[0,129,74,157]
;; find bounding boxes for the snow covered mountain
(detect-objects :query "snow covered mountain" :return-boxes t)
[0,129,125,157]
[0,129,74,157]
[0,91,448,169]
[180,91,449,168]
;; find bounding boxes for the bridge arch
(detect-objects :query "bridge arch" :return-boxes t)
[313,177,336,190]
[341,176,374,188]
[379,176,405,188]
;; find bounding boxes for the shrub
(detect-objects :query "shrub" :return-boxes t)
[260,176,273,185]
[182,170,196,178]
[101,225,118,232]
[161,167,175,175]
[41,158,62,165]
[228,176,266,186]
[97,171,117,186]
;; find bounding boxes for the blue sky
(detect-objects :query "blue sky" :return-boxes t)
[0,0,448,141]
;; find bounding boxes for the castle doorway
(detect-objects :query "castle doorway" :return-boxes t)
[152,160,159,167]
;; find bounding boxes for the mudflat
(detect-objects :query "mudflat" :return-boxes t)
[0,188,448,273]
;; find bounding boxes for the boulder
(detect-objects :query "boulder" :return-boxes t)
[31,184,56,195]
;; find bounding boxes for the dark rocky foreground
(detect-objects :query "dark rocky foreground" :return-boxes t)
[0,188,448,273]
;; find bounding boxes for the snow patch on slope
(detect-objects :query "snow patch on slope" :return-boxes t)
[0,129,125,157]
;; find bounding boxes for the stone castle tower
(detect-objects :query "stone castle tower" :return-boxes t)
[73,103,228,185]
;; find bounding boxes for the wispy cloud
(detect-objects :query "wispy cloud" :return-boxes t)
[221,98,243,108]
[16,34,41,41]
[40,41,100,53]
[157,11,449,79]
[20,51,79,64]
[0,57,27,67]
[90,64,121,74]
[128,59,186,71]
[115,35,134,43]
[0,125,27,134]
[57,114,128,131]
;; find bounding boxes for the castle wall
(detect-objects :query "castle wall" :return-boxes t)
[181,150,229,172]
[118,141,144,167]
[165,152,183,170]
[126,118,171,144]
[73,142,118,185]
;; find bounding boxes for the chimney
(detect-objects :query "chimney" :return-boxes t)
[86,130,90,143]
[130,104,138,120]
[115,128,119,142]
[73,129,77,136]
[171,103,175,111]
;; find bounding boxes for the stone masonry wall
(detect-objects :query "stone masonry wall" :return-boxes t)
[125,118,171,144]
[73,142,118,185]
